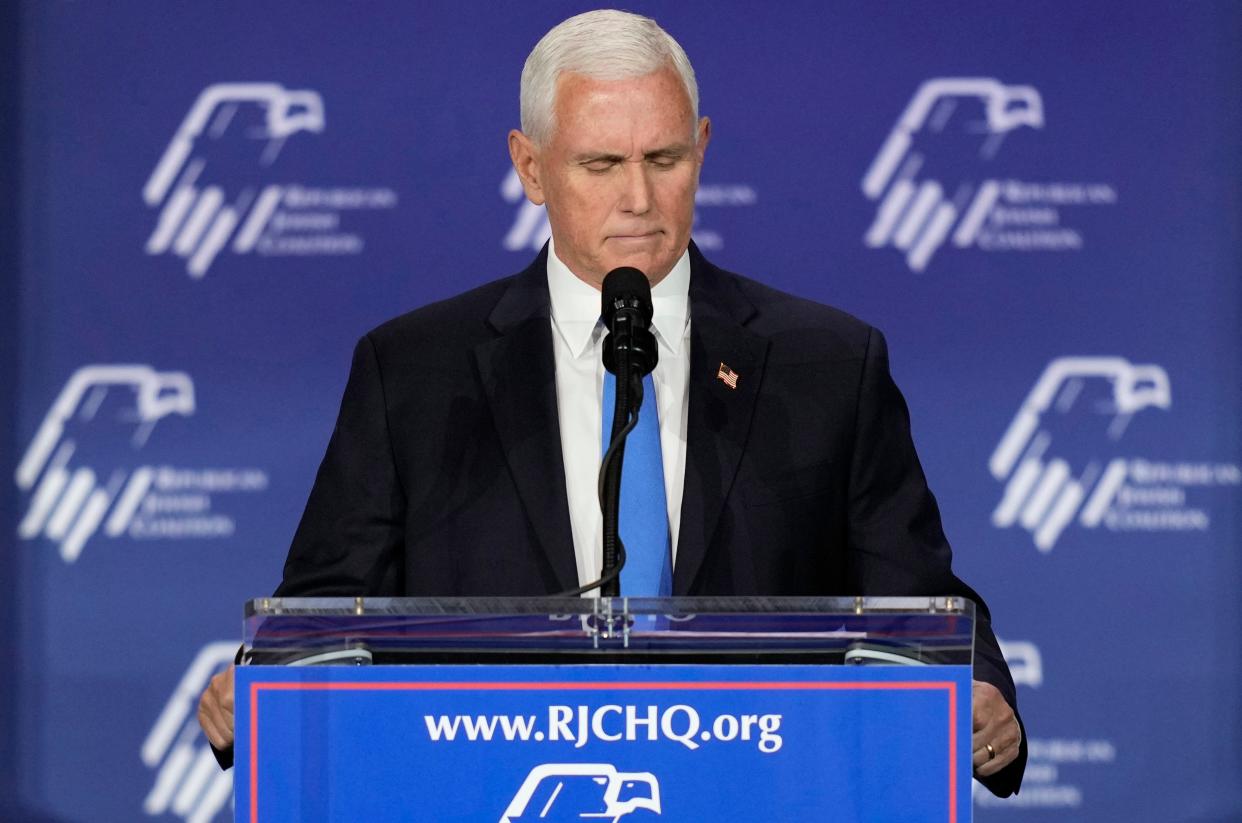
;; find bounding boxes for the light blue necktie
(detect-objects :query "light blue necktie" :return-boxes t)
[602,371,673,597]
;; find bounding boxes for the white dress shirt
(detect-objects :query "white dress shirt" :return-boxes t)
[546,237,691,590]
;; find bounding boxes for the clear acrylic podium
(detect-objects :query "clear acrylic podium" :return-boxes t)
[235,596,975,822]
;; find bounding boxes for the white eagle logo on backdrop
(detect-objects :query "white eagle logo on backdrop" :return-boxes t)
[999,638,1044,688]
[143,83,325,278]
[862,77,1044,271]
[989,356,1171,551]
[142,642,237,823]
[15,365,195,562]
[500,167,553,253]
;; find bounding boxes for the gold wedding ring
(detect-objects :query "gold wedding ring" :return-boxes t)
[985,743,996,760]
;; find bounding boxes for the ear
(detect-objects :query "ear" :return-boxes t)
[694,117,712,164]
[508,130,546,206]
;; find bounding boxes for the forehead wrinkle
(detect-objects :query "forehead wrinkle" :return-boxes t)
[550,69,696,152]
[644,143,692,158]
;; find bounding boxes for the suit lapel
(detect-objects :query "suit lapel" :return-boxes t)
[472,245,767,596]
[674,246,768,594]
[474,249,579,592]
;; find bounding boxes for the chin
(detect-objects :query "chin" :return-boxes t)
[611,248,671,273]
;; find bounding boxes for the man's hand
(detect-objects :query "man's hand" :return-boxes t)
[198,663,235,751]
[972,680,1021,778]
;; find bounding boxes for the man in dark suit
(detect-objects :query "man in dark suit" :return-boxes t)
[199,8,1026,796]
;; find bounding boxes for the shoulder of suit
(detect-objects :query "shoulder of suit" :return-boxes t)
[363,274,519,353]
[703,259,880,358]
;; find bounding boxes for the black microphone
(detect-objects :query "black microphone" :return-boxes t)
[555,266,659,599]
[597,267,655,598]
[601,267,658,379]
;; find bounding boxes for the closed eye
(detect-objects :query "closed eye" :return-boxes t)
[577,154,623,173]
[575,147,690,173]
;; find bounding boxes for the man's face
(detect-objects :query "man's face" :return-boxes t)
[509,66,711,289]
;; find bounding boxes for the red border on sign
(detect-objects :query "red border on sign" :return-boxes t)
[248,679,959,823]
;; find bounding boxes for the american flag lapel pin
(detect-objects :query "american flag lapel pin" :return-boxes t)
[716,362,739,390]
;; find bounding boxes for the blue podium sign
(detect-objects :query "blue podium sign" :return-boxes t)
[235,664,972,822]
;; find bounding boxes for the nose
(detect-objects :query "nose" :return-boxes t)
[618,160,652,216]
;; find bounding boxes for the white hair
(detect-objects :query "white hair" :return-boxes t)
[520,9,699,146]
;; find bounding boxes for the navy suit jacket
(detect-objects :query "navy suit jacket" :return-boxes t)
[268,243,1026,795]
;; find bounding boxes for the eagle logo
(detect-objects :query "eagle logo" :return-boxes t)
[990,357,1171,551]
[862,77,1044,272]
[500,763,662,822]
[16,365,195,562]
[144,83,325,277]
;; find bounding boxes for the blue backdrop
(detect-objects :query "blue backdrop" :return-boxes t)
[3,2,1241,820]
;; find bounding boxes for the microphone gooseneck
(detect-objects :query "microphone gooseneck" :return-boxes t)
[557,267,656,599]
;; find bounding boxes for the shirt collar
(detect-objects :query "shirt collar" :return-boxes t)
[546,236,691,359]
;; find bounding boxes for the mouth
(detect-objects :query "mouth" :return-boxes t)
[607,231,662,244]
